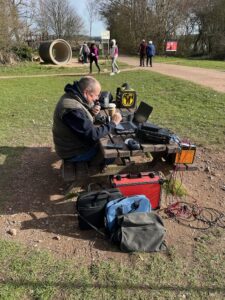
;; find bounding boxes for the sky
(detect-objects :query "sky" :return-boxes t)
[73,1,106,37]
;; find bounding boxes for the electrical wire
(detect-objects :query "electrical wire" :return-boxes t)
[162,201,225,230]
[162,169,225,230]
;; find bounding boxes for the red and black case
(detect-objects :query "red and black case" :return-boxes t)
[111,172,164,210]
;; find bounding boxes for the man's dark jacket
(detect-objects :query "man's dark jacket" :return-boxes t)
[52,82,116,159]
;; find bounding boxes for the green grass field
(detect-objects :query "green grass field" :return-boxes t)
[155,56,225,70]
[0,67,225,299]
[0,71,224,148]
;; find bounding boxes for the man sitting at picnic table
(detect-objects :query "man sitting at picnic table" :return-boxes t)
[52,76,122,164]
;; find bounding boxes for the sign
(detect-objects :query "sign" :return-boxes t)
[121,92,136,108]
[101,30,110,40]
[166,41,178,52]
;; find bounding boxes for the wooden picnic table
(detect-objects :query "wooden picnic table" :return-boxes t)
[99,107,179,163]
[62,107,196,183]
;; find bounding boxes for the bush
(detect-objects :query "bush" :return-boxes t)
[0,50,18,64]
[12,45,33,61]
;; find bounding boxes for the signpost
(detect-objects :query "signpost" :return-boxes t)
[101,30,110,56]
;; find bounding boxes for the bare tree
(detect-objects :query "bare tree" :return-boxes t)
[86,0,100,38]
[35,0,84,38]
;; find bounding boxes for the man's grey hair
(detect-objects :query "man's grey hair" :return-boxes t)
[78,76,100,93]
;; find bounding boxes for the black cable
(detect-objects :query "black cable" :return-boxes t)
[162,201,225,230]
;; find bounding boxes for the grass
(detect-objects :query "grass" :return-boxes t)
[0,230,224,299]
[155,56,225,70]
[0,71,224,148]
[163,179,188,197]
[0,67,225,298]
[0,60,132,76]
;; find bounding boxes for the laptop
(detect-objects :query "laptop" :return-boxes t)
[115,101,153,134]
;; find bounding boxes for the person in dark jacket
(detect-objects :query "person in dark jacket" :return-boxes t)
[52,76,122,163]
[89,43,101,73]
[138,39,147,67]
[146,41,155,67]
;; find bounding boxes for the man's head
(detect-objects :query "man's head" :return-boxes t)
[78,76,101,104]
[149,41,153,44]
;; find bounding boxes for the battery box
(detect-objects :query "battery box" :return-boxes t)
[116,87,137,108]
[175,143,196,164]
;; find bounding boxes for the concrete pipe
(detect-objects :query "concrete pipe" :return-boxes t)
[39,39,72,65]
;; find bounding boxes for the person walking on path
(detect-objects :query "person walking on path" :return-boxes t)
[110,39,120,76]
[146,41,155,67]
[89,43,101,74]
[79,42,90,64]
[138,39,147,67]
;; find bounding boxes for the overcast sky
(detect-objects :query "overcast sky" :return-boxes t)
[73,1,106,36]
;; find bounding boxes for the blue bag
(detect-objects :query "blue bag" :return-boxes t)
[105,195,151,233]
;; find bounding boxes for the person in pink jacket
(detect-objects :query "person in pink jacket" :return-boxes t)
[110,39,120,76]
[89,43,101,74]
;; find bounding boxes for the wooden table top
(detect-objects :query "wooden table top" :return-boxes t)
[98,107,179,160]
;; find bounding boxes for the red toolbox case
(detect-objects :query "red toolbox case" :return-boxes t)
[111,172,164,209]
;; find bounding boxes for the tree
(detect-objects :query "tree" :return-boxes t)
[86,0,99,38]
[99,0,185,53]
[35,0,84,38]
[0,0,30,63]
[191,0,225,58]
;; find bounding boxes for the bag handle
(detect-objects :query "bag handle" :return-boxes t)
[127,173,142,179]
[127,172,155,179]
[87,182,104,192]
[91,190,114,207]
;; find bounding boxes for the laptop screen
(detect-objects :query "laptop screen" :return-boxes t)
[115,101,153,134]
[133,101,153,123]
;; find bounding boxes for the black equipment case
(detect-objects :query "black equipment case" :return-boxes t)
[76,187,123,230]
[137,123,173,144]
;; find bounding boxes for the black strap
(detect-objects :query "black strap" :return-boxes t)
[78,213,107,238]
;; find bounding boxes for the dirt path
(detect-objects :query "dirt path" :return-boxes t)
[118,56,225,93]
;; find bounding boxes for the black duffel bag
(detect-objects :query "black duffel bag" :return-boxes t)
[76,184,123,230]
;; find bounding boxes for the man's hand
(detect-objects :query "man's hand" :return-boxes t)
[91,104,101,116]
[112,112,122,125]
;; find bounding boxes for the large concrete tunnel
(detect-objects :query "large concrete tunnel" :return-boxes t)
[39,39,72,65]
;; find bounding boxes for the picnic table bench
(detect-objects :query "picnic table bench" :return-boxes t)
[61,107,195,183]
